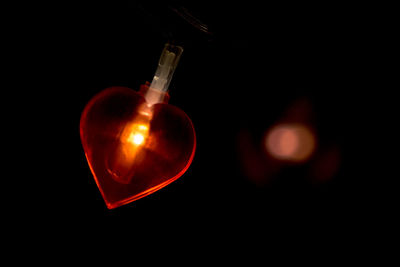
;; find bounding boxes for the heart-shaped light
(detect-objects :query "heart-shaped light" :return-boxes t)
[80,44,196,209]
[80,85,196,208]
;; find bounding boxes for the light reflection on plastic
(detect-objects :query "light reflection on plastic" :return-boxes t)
[265,123,315,162]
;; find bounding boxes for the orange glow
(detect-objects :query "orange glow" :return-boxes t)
[106,119,151,184]
[80,86,196,209]
[129,133,145,145]
[138,125,148,131]
[266,124,315,162]
[126,124,149,146]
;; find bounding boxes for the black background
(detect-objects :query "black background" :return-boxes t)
[13,1,386,241]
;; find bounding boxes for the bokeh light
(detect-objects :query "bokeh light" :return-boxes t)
[265,124,316,163]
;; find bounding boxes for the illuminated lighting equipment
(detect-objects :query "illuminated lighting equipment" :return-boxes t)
[80,44,196,209]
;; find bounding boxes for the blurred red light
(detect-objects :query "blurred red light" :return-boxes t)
[265,124,316,163]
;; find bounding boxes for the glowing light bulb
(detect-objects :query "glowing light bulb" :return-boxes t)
[80,43,196,209]
[125,124,149,146]
[129,132,145,145]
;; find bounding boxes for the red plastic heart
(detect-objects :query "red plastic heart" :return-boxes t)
[80,85,196,209]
